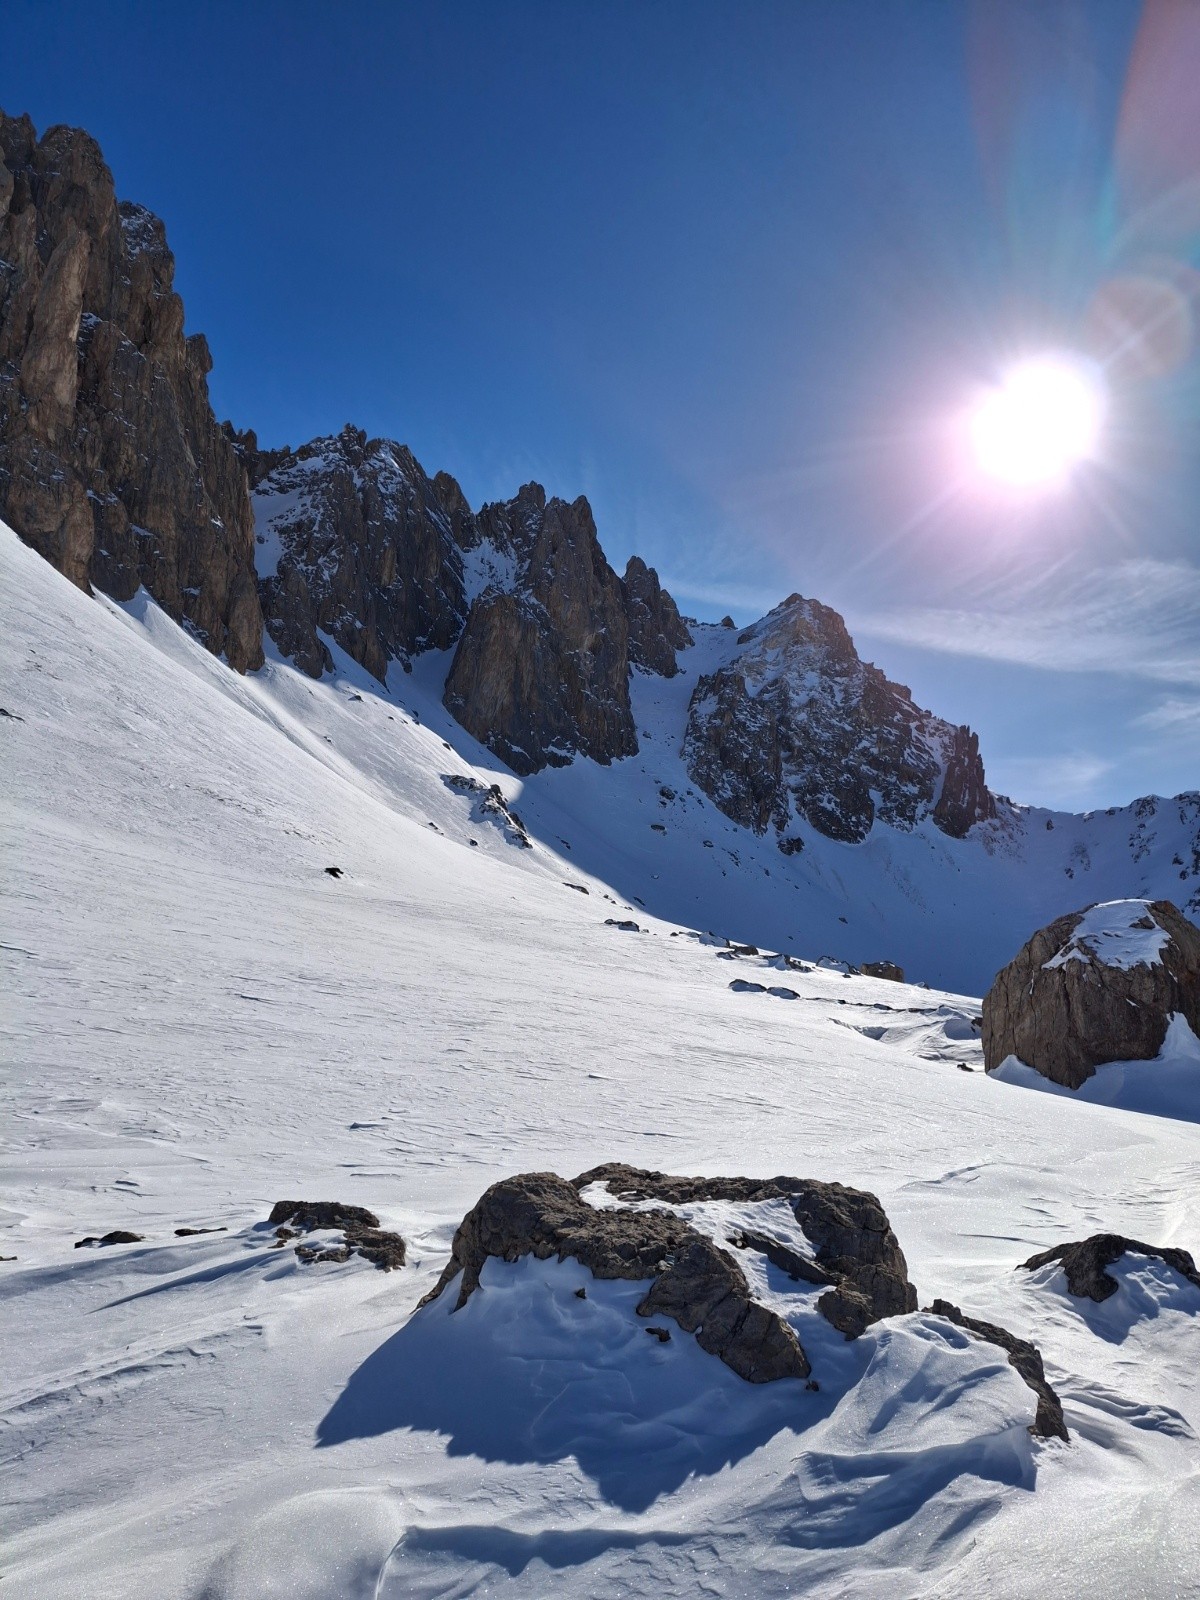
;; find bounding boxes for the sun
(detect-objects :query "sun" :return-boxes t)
[968,354,1105,489]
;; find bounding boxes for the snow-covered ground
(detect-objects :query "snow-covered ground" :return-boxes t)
[3,521,1199,1598]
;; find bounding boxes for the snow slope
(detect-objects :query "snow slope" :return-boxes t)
[3,520,1199,1599]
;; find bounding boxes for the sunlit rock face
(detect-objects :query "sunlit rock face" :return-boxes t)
[982,898,1200,1088]
[238,432,689,772]
[235,425,472,682]
[445,484,639,773]
[0,113,263,671]
[683,594,998,846]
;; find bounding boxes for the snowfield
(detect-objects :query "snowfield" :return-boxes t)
[2,520,1199,1599]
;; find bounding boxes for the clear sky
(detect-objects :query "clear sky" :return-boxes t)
[4,0,1197,811]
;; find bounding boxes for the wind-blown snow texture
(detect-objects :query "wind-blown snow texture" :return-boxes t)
[2,520,1199,1599]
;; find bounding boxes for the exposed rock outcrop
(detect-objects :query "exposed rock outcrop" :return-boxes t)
[621,554,692,676]
[861,960,906,983]
[421,1164,916,1384]
[419,1168,808,1382]
[683,595,998,846]
[235,425,470,681]
[440,772,531,847]
[927,1298,1068,1441]
[982,899,1200,1088]
[932,727,996,839]
[268,1199,406,1270]
[0,111,263,670]
[581,1163,918,1338]
[1021,1233,1200,1300]
[444,484,639,773]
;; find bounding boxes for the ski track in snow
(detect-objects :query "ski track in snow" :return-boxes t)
[2,522,1199,1598]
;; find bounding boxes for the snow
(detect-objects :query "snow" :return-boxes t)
[2,518,1200,1598]
[1043,898,1172,971]
[993,1014,1200,1124]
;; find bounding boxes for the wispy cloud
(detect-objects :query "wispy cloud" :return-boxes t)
[1136,694,1200,733]
[660,575,785,619]
[987,752,1115,810]
[854,559,1200,687]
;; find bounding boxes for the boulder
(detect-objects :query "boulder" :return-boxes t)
[982,899,1200,1088]
[268,1199,406,1271]
[861,960,905,983]
[1021,1233,1200,1300]
[421,1164,916,1383]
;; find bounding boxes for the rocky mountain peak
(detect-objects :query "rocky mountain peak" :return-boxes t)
[684,592,998,847]
[736,592,856,664]
[240,425,471,681]
[445,486,638,773]
[0,109,263,670]
[623,555,692,676]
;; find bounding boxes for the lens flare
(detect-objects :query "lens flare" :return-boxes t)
[968,355,1105,489]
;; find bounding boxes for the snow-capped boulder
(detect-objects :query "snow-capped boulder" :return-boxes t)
[982,899,1200,1089]
[268,1199,407,1270]
[0,112,263,670]
[1021,1233,1200,1302]
[420,1164,917,1382]
[683,594,998,846]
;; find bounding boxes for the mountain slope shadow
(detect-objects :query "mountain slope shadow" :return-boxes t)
[316,1255,824,1513]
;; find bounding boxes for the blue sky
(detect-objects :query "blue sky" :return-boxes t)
[4,0,1197,810]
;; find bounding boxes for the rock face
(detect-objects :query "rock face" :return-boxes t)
[683,595,998,847]
[240,433,687,771]
[0,112,263,670]
[1022,1234,1200,1300]
[982,898,1200,1088]
[621,554,692,676]
[444,484,639,773]
[421,1164,916,1383]
[927,1299,1068,1441]
[236,425,470,681]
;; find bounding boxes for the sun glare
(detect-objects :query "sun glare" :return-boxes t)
[968,354,1105,489]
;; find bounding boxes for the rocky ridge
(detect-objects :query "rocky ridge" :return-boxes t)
[236,425,471,681]
[239,430,691,771]
[683,595,999,848]
[444,483,643,773]
[4,111,1196,886]
[0,110,263,670]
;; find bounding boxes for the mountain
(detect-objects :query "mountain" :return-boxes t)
[683,593,995,845]
[2,108,1198,991]
[0,111,262,669]
[4,515,1199,1599]
[4,109,1200,1600]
